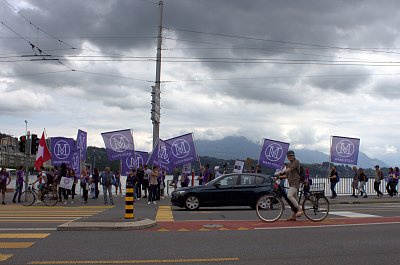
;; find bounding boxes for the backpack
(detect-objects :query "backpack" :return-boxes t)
[335,173,340,182]
[364,175,368,182]
[297,166,306,182]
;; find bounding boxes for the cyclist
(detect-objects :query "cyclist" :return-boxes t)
[278,150,303,221]
[33,166,47,203]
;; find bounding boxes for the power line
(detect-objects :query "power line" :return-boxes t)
[164,26,400,57]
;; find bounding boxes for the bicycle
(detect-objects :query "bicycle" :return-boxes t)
[256,178,329,222]
[19,182,58,206]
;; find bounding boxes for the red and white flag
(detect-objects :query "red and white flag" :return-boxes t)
[34,131,52,170]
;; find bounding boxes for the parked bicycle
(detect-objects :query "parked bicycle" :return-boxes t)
[19,182,58,206]
[256,178,329,222]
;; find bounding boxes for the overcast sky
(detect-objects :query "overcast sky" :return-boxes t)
[1,0,400,164]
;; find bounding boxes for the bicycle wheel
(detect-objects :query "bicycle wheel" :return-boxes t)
[256,195,284,222]
[303,195,329,222]
[43,191,58,206]
[20,191,35,206]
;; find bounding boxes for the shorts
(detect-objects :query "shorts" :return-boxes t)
[0,185,6,193]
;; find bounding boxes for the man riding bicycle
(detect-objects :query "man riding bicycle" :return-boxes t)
[278,150,303,221]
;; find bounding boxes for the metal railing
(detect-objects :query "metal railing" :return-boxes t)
[310,177,396,196]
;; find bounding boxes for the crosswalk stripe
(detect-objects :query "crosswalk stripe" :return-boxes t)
[0,242,35,248]
[155,206,174,222]
[330,211,381,218]
[0,254,13,261]
[0,233,50,239]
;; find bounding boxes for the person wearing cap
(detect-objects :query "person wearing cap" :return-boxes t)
[278,150,303,221]
[374,165,383,198]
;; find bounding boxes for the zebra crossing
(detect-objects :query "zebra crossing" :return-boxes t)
[0,233,50,263]
[0,205,112,224]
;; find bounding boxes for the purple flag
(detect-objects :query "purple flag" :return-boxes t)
[76,129,87,161]
[330,136,360,165]
[51,137,75,166]
[165,133,198,167]
[147,139,175,173]
[70,150,81,178]
[101,129,134,161]
[121,151,149,175]
[258,139,290,169]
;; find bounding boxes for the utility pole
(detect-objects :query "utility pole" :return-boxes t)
[151,0,163,148]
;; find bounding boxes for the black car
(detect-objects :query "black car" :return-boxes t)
[171,173,273,210]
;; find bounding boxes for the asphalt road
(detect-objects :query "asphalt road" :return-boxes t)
[1,193,400,265]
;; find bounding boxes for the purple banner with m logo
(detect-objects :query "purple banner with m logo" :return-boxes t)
[101,129,135,161]
[75,129,87,161]
[51,137,75,166]
[258,139,290,169]
[147,139,175,173]
[70,150,81,177]
[330,136,360,165]
[121,151,149,176]
[165,133,198,167]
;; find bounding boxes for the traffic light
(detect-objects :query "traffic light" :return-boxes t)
[31,134,39,155]
[18,136,26,153]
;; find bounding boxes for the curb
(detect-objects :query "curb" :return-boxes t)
[57,218,157,231]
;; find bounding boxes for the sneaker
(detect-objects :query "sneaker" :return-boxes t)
[1,201,5,205]
[64,201,68,205]
[363,195,368,198]
[71,200,74,204]
[161,196,164,200]
[286,216,296,221]
[36,200,42,204]
[137,198,140,201]
[153,201,156,204]
[148,201,151,204]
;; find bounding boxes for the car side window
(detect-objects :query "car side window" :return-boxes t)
[255,176,267,185]
[240,175,256,185]
[219,175,239,186]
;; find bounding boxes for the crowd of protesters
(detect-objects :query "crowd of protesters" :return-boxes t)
[1,162,400,206]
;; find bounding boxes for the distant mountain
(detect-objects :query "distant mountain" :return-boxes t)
[196,136,388,169]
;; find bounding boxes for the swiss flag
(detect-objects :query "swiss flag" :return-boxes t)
[34,132,52,170]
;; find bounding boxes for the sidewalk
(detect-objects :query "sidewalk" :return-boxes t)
[327,193,400,204]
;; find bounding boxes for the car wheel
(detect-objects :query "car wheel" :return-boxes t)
[184,195,200,210]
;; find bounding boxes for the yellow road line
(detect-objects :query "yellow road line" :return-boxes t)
[28,257,240,264]
[0,254,13,261]
[0,215,93,218]
[0,211,102,213]
[0,242,34,248]
[155,206,174,222]
[0,233,50,239]
[0,220,73,222]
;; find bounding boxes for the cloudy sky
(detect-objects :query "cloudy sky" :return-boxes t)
[1,0,400,164]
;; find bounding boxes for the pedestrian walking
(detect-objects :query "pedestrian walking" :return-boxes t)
[58,163,67,202]
[393,167,399,196]
[136,164,144,200]
[356,168,367,198]
[99,167,114,205]
[329,166,339,199]
[12,166,24,203]
[0,167,11,205]
[386,167,395,197]
[351,166,358,197]
[374,165,384,198]
[63,169,76,204]
[143,165,152,198]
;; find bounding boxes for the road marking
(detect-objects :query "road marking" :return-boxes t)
[255,221,400,230]
[0,233,50,239]
[155,206,174,222]
[28,257,240,264]
[0,228,56,231]
[0,242,35,248]
[330,211,381,218]
[0,254,13,262]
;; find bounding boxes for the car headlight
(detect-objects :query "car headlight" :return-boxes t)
[173,190,187,196]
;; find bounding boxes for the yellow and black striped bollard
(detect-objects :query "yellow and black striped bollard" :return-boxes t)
[125,184,134,219]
